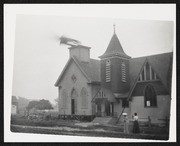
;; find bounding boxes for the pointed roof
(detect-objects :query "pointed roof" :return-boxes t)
[75,57,100,83]
[128,52,173,98]
[114,52,173,99]
[93,86,117,103]
[54,56,100,86]
[99,33,131,59]
[146,52,173,91]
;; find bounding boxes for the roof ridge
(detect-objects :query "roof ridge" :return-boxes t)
[131,52,173,59]
[72,56,101,83]
[54,56,91,86]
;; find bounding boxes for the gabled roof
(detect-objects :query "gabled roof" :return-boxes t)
[114,52,173,98]
[129,57,147,93]
[74,57,100,83]
[146,52,173,91]
[99,33,131,59]
[93,86,117,103]
[128,52,173,98]
[55,47,172,98]
[54,56,100,86]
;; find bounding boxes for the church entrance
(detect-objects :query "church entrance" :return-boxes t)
[95,99,114,117]
[71,88,78,115]
[93,87,117,117]
[105,102,110,116]
[71,99,75,115]
[97,103,101,116]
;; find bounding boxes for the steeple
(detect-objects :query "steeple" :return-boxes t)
[99,25,131,94]
[99,25,131,59]
[113,24,116,34]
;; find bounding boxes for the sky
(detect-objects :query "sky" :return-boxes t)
[11,15,174,104]
[5,4,176,142]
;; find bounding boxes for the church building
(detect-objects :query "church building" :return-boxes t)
[55,26,172,123]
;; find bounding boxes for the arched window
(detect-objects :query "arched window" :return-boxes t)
[61,89,68,108]
[144,84,157,107]
[81,87,88,109]
[106,59,111,82]
[71,89,78,99]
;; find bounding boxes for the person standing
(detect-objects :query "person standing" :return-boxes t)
[123,113,129,134]
[132,113,140,133]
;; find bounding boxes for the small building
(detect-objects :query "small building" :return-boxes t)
[55,26,172,124]
[11,96,19,115]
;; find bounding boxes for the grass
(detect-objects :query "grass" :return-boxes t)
[11,114,76,127]
[11,114,169,140]
[10,125,169,140]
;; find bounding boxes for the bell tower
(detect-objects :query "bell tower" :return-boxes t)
[99,25,131,94]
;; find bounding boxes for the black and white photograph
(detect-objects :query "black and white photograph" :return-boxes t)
[4,4,176,142]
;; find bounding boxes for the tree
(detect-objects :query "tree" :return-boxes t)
[26,100,39,111]
[36,99,53,110]
[26,99,53,114]
[18,97,29,113]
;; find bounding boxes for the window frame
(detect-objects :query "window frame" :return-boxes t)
[81,87,88,109]
[105,59,111,82]
[61,89,68,109]
[121,61,126,82]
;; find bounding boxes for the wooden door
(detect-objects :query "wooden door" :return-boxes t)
[71,99,75,115]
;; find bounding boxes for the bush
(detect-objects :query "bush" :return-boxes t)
[11,114,76,127]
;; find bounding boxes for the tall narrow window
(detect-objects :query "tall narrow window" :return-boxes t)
[144,84,157,107]
[146,63,150,80]
[138,62,159,82]
[81,87,88,109]
[61,89,68,108]
[139,73,142,81]
[122,61,126,82]
[106,60,111,82]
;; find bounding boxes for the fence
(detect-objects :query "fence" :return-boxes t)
[57,114,96,122]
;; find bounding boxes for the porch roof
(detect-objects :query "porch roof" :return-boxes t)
[94,86,117,103]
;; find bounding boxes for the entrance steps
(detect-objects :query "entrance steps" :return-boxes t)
[92,117,118,125]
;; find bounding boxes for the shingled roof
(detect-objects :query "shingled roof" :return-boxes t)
[128,52,173,97]
[128,57,147,95]
[146,52,173,91]
[113,52,173,98]
[99,33,131,59]
[55,52,173,96]
[74,58,100,83]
